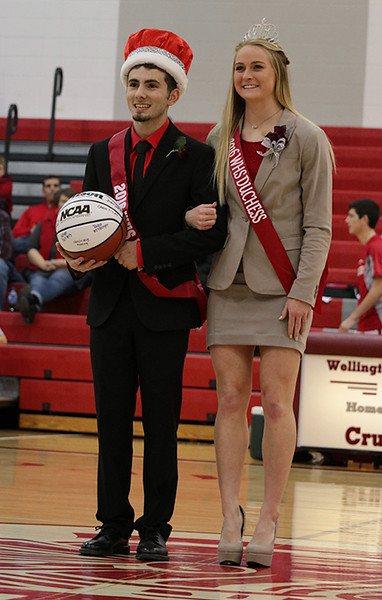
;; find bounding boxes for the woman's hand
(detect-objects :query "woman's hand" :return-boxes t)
[185,202,217,230]
[279,298,312,341]
[56,242,107,272]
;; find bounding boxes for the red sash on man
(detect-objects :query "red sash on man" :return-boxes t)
[229,127,326,313]
[108,128,208,321]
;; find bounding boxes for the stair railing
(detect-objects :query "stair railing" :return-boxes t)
[4,103,18,162]
[47,67,63,160]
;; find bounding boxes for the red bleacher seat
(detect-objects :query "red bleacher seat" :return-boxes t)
[333,145,382,169]
[70,180,83,193]
[14,254,29,272]
[0,312,89,345]
[311,298,343,329]
[333,167,382,192]
[332,191,382,216]
[43,287,90,314]
[328,240,360,270]
[326,268,357,286]
[331,215,351,240]
[331,215,382,241]
[324,126,382,147]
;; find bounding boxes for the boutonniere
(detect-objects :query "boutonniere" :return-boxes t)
[166,135,189,159]
[257,125,289,167]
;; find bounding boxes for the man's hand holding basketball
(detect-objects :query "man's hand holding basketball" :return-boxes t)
[56,242,107,272]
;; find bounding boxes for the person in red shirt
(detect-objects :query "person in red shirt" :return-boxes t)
[12,175,61,255]
[339,198,382,333]
[0,156,12,215]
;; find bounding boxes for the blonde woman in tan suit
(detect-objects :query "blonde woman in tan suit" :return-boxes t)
[185,19,334,568]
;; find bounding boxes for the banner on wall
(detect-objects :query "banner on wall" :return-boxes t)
[298,354,382,452]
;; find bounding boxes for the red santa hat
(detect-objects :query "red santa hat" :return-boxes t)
[120,28,193,96]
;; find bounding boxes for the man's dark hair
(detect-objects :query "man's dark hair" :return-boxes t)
[127,63,177,94]
[348,198,380,229]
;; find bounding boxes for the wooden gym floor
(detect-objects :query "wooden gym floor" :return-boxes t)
[0,428,381,599]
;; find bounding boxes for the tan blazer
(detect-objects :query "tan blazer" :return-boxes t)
[207,109,332,307]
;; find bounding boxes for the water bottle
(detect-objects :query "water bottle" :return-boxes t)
[7,286,18,312]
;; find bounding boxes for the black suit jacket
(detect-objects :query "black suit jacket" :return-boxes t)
[83,121,227,330]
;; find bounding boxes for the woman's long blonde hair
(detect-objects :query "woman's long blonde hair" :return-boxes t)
[213,38,334,202]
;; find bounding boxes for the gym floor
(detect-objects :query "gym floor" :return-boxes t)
[0,429,381,599]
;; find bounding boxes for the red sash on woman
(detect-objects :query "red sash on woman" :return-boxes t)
[229,127,326,312]
[108,128,207,321]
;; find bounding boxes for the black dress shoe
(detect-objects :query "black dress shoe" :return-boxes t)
[79,525,130,557]
[15,285,39,325]
[136,529,169,562]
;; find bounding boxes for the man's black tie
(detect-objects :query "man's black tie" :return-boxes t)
[133,140,151,198]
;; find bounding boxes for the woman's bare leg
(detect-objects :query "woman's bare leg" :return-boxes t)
[249,345,301,544]
[211,344,254,542]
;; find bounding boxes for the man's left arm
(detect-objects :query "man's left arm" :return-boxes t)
[339,277,382,332]
[117,143,227,272]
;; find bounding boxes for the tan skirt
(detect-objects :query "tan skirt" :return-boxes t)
[206,283,312,355]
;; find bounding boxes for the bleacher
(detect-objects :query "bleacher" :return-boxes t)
[0,312,261,440]
[325,126,382,288]
[1,120,382,439]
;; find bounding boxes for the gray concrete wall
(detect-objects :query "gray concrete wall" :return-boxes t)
[2,0,380,127]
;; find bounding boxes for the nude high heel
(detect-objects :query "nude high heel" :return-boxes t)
[218,505,245,566]
[245,520,278,568]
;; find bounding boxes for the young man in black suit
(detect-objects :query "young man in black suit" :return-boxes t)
[58,28,226,561]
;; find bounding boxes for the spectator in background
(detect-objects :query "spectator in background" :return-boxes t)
[0,156,13,215]
[339,198,382,334]
[12,175,61,255]
[0,198,25,313]
[15,187,91,324]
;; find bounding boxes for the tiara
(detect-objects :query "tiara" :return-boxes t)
[242,17,279,45]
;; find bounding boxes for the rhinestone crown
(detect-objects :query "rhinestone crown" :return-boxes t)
[242,17,279,45]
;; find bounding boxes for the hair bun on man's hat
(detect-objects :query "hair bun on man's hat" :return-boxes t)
[120,28,193,96]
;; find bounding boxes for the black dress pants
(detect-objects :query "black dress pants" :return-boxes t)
[90,281,190,541]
